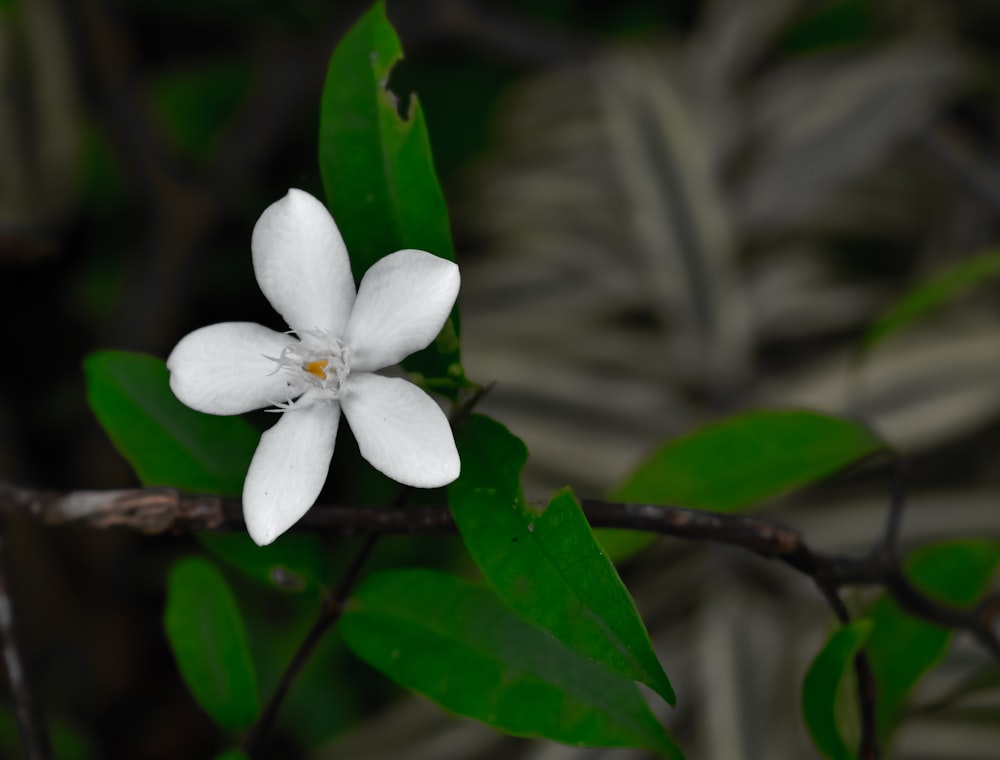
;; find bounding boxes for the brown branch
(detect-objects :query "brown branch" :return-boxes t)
[2,479,996,655]
[5,466,1000,760]
[0,523,52,760]
[0,481,242,534]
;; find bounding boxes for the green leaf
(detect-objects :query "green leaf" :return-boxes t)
[613,410,885,512]
[164,557,260,728]
[318,0,464,392]
[866,539,1000,744]
[340,568,683,758]
[863,250,1000,350]
[802,620,873,760]
[84,350,258,496]
[0,708,96,760]
[779,0,873,54]
[197,532,327,594]
[449,415,674,704]
[213,751,249,760]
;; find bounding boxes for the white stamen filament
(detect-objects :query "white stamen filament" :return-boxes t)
[265,330,351,407]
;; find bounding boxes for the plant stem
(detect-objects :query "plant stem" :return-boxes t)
[241,532,382,758]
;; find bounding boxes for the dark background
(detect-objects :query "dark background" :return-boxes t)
[3,1,1000,758]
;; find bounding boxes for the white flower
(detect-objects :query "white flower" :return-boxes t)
[167,189,461,546]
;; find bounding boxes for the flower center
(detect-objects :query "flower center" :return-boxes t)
[305,360,329,379]
[268,331,352,403]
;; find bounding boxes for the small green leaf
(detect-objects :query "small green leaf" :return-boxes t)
[449,415,674,704]
[197,532,327,594]
[866,539,1000,744]
[213,751,249,760]
[341,568,684,758]
[164,557,259,728]
[0,708,96,760]
[613,410,885,512]
[803,620,873,760]
[779,0,872,54]
[863,250,1000,350]
[84,351,258,496]
[318,0,463,392]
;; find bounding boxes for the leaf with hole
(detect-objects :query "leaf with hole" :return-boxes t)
[318,0,463,394]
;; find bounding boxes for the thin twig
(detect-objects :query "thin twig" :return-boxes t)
[241,531,382,758]
[0,524,52,760]
[854,652,879,760]
[238,391,484,755]
[242,479,415,758]
[877,461,909,567]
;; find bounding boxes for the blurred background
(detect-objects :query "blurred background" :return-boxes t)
[2,0,1000,757]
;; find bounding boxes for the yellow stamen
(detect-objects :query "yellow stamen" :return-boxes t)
[305,360,328,379]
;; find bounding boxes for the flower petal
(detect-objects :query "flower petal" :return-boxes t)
[167,322,300,415]
[341,373,459,487]
[251,188,357,335]
[344,249,459,372]
[242,398,340,546]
